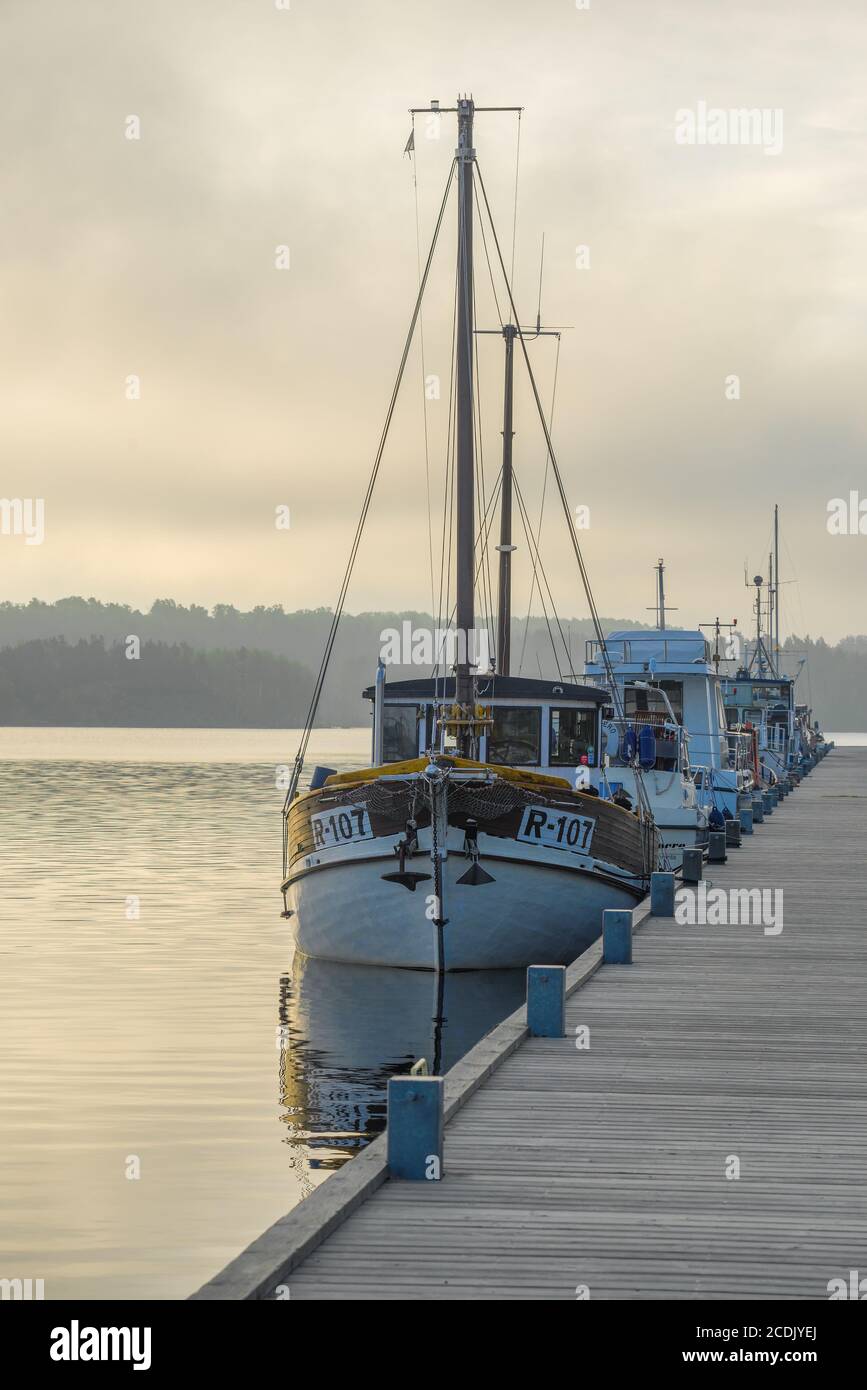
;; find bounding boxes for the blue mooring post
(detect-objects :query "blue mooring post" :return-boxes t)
[725,818,742,848]
[739,805,754,834]
[763,790,774,815]
[603,909,633,963]
[527,965,566,1037]
[387,1076,444,1181]
[708,831,727,863]
[682,847,703,883]
[651,871,675,917]
[752,796,765,823]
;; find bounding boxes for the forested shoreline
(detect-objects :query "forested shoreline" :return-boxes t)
[0,600,862,728]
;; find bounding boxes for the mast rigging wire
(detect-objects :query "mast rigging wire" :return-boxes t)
[409,115,437,620]
[283,158,457,835]
[510,110,522,289]
[473,158,656,870]
[518,332,561,673]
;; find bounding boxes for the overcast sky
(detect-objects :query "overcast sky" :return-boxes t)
[2,0,865,642]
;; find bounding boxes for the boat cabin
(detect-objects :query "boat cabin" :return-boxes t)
[721,673,795,768]
[361,675,607,780]
[584,629,730,771]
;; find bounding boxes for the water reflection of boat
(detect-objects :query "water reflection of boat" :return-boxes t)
[277,952,524,1173]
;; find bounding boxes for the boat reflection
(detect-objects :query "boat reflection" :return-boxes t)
[277,953,524,1178]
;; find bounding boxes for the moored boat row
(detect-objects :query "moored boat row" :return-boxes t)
[279,97,828,972]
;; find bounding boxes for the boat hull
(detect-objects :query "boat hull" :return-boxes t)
[288,841,642,970]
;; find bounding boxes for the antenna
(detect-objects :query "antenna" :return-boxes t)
[647,558,677,630]
[536,233,545,334]
[744,572,775,677]
[700,617,738,673]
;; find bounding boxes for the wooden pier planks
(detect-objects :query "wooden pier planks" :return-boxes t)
[283,748,867,1299]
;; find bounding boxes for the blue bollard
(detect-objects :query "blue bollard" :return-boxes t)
[651,871,675,917]
[682,847,703,883]
[708,831,727,863]
[603,909,633,963]
[527,965,566,1038]
[762,791,774,815]
[739,806,754,835]
[387,1076,444,1181]
[725,818,742,848]
[752,796,764,823]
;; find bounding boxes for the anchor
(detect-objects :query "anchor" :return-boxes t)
[456,818,495,886]
[381,818,432,892]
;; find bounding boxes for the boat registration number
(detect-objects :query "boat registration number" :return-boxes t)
[310,804,374,849]
[516,805,596,854]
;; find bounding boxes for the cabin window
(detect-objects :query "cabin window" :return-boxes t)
[549,707,597,766]
[624,680,683,723]
[382,705,418,763]
[658,681,683,722]
[488,706,541,766]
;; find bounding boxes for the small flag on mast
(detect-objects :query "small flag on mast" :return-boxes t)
[403,128,415,158]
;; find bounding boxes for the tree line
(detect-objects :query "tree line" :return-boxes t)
[0,600,863,727]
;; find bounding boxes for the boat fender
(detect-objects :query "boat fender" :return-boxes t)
[638,726,656,769]
[623,726,638,762]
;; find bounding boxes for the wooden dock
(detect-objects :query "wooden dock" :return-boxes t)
[195,746,867,1300]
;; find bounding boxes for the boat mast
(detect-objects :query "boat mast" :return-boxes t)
[768,550,776,676]
[774,503,780,673]
[494,324,517,673]
[648,558,676,630]
[455,95,476,740]
[656,558,666,630]
[490,238,561,676]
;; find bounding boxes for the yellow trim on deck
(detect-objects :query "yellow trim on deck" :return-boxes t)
[322,755,573,791]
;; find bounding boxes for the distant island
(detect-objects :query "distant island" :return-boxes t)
[0,598,863,729]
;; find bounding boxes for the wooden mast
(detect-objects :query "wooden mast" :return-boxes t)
[455,96,475,749]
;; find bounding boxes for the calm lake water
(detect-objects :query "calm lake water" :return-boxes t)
[0,728,524,1300]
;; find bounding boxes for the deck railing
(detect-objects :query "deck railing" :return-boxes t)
[726,730,755,776]
[603,712,685,773]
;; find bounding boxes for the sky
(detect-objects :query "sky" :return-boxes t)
[2,0,866,642]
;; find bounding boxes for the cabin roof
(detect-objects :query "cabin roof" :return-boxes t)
[604,627,706,643]
[362,675,606,704]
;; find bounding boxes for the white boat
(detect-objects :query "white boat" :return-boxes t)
[584,609,755,856]
[281,96,658,971]
[720,509,824,784]
[285,677,654,969]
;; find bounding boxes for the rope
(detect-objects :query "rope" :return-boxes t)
[513,470,571,680]
[473,158,656,874]
[282,158,457,853]
[510,110,522,288]
[518,332,561,673]
[409,115,437,620]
